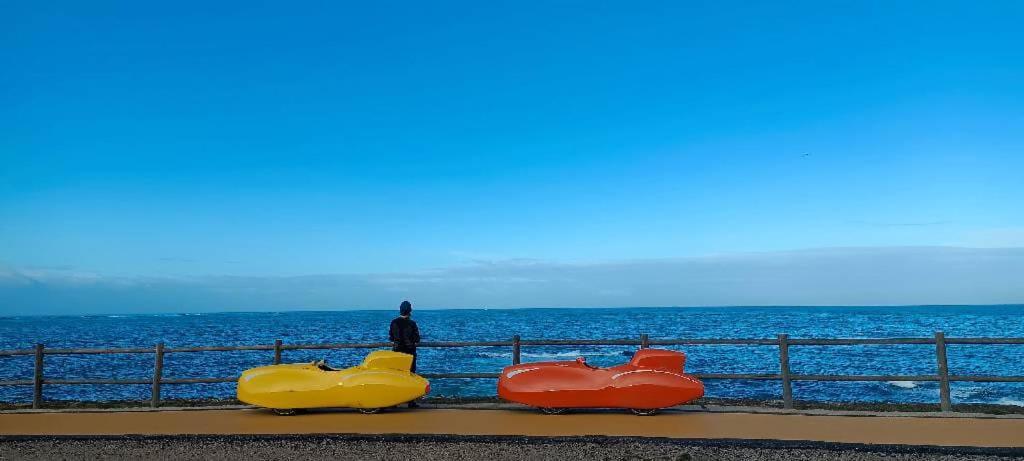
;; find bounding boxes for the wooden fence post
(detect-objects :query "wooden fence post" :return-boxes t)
[151,343,164,408]
[935,332,952,412]
[778,334,793,409]
[273,339,283,365]
[512,335,521,365]
[640,334,650,349]
[32,344,44,409]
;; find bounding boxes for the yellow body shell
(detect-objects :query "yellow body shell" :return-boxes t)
[237,350,429,410]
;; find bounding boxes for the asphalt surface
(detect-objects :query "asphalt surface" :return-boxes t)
[2,435,1022,461]
[1,408,1023,448]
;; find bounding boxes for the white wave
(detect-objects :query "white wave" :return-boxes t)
[886,381,917,389]
[523,351,584,359]
[996,398,1024,407]
[477,350,631,359]
[952,386,987,400]
[477,352,510,358]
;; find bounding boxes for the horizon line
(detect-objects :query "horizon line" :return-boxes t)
[4,303,1023,318]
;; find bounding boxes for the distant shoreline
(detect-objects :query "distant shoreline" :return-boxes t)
[4,303,1024,319]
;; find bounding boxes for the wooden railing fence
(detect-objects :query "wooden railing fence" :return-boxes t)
[2,332,1022,411]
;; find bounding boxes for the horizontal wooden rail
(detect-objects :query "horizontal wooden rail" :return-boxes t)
[0,380,33,386]
[423,373,501,379]
[165,345,275,353]
[790,374,939,382]
[280,341,514,351]
[787,338,935,345]
[45,379,153,385]
[0,347,156,356]
[520,339,641,346]
[692,373,780,380]
[6,336,1024,357]
[948,375,1024,383]
[163,377,236,384]
[649,339,780,346]
[8,373,1020,388]
[945,338,1024,345]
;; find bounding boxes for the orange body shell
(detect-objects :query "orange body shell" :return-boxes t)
[497,349,704,410]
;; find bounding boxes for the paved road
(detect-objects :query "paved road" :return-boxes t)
[2,408,1022,448]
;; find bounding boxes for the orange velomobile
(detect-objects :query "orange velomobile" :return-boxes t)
[497,348,704,415]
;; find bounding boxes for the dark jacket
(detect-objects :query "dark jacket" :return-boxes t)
[389,316,420,352]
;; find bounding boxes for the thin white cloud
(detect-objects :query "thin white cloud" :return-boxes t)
[1,246,1022,315]
[847,220,954,227]
[961,228,1024,248]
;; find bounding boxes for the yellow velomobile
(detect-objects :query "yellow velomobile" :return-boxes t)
[237,350,429,415]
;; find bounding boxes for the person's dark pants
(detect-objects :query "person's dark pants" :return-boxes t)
[394,347,417,373]
[393,347,419,407]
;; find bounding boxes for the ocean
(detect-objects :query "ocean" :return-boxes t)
[1,306,1023,406]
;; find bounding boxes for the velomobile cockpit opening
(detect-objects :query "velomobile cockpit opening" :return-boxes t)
[313,359,339,371]
[575,357,599,369]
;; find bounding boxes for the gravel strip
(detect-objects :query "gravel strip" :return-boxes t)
[2,435,1022,461]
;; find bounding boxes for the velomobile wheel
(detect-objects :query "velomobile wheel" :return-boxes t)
[630,408,659,416]
[272,408,297,416]
[539,407,566,415]
[358,408,382,414]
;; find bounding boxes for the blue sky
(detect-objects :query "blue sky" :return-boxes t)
[1,1,1023,313]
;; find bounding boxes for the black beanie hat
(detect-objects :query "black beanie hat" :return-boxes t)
[399,301,412,315]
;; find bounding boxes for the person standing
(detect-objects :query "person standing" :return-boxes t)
[389,300,421,407]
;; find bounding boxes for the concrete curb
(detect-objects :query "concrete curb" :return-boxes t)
[4,402,1024,419]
